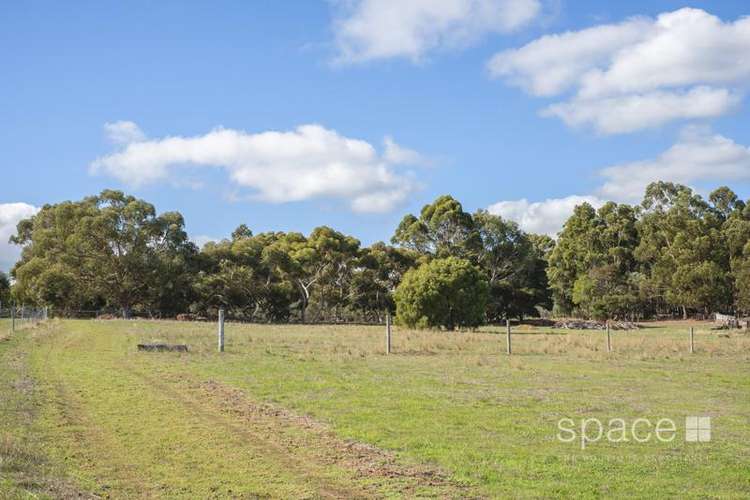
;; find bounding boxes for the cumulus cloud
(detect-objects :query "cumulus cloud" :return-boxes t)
[0,203,39,272]
[383,136,431,166]
[488,15,652,96]
[489,8,750,133]
[599,126,750,201]
[332,0,541,63]
[544,87,740,135]
[488,127,750,235]
[104,120,146,145]
[487,195,605,236]
[90,123,422,213]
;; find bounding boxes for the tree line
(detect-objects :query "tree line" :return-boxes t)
[5,182,750,326]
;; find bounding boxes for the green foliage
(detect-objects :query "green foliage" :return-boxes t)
[11,190,197,315]
[636,182,731,318]
[547,182,748,319]
[394,257,488,330]
[392,195,479,258]
[0,271,10,304]
[473,210,551,320]
[8,185,749,321]
[548,201,640,318]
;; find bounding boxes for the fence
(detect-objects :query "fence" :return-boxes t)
[209,311,749,356]
[0,304,48,331]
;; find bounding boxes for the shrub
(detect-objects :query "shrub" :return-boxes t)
[394,257,488,330]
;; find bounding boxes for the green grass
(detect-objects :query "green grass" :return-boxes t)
[2,319,749,498]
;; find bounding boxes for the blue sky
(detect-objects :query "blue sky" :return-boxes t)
[2,0,750,271]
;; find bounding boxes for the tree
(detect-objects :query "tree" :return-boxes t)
[0,271,10,305]
[194,231,294,321]
[636,182,731,318]
[392,195,479,258]
[548,201,640,319]
[350,242,419,321]
[262,227,360,322]
[394,257,488,330]
[547,203,599,316]
[231,224,253,241]
[11,190,197,316]
[716,188,750,315]
[473,210,551,320]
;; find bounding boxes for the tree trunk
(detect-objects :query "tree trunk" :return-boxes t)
[682,305,688,320]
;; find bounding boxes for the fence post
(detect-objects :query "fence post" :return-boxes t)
[606,321,612,353]
[385,313,392,355]
[506,319,512,355]
[218,308,225,353]
[689,326,695,354]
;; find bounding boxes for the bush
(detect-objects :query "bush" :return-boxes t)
[394,257,488,330]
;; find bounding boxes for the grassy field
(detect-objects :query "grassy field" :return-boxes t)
[1,319,748,498]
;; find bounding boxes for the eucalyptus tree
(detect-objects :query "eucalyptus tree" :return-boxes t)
[11,190,196,316]
[712,187,750,314]
[0,271,10,305]
[635,182,731,318]
[261,227,360,322]
[473,210,551,320]
[350,242,419,321]
[392,195,480,259]
[547,202,599,316]
[547,201,640,319]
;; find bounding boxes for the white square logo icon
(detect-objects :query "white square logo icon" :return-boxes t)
[685,416,711,442]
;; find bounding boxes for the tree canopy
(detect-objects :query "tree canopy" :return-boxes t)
[394,257,488,330]
[7,183,750,324]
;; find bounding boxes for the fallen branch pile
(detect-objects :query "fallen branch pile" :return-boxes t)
[553,320,641,331]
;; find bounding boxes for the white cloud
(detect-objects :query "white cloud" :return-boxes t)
[332,0,541,63]
[489,8,750,133]
[578,9,750,99]
[488,15,652,96]
[599,126,750,201]
[489,127,750,234]
[90,123,421,213]
[543,87,740,135]
[0,203,39,272]
[104,120,146,145]
[487,195,605,236]
[191,235,218,249]
[383,136,431,166]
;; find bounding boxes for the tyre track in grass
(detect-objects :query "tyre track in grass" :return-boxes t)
[0,323,100,499]
[38,323,162,498]
[117,360,465,499]
[33,321,468,498]
[39,322,391,498]
[117,364,365,499]
[38,323,326,498]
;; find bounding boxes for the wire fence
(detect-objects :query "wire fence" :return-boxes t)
[10,307,391,326]
[0,304,48,331]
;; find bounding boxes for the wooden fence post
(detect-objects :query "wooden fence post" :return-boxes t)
[506,319,512,355]
[218,308,225,353]
[385,313,392,355]
[689,326,695,354]
[606,321,612,353]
